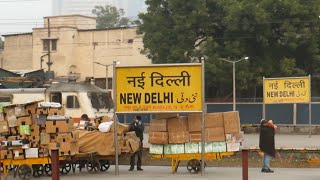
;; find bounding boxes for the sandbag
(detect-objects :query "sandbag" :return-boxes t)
[98,121,113,132]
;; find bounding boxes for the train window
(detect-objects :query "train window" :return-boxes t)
[66,95,80,108]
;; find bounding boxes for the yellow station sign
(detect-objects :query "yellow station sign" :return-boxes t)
[263,77,310,104]
[115,64,202,112]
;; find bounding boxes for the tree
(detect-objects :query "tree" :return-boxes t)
[92,5,130,29]
[0,38,3,49]
[138,0,320,98]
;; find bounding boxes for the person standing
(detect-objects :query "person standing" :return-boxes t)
[259,119,276,173]
[129,115,144,171]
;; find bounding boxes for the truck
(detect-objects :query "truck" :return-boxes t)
[0,82,114,122]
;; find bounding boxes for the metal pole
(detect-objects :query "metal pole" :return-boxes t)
[201,57,205,176]
[242,149,248,180]
[233,62,236,111]
[309,75,312,138]
[106,65,109,91]
[293,103,297,126]
[113,60,119,175]
[263,77,266,119]
[47,18,51,71]
[51,149,60,180]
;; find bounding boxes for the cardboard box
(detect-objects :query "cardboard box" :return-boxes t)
[46,119,74,133]
[59,142,79,156]
[168,131,189,144]
[223,111,240,133]
[148,131,168,144]
[56,132,77,143]
[8,136,19,141]
[205,113,224,128]
[212,142,227,152]
[38,147,49,157]
[29,135,40,143]
[10,127,19,135]
[12,147,24,160]
[25,102,38,115]
[164,144,185,154]
[40,125,46,133]
[48,108,64,116]
[154,113,179,119]
[227,142,240,152]
[184,142,199,154]
[187,113,201,132]
[40,133,54,145]
[6,115,17,127]
[199,142,214,153]
[19,125,31,135]
[31,124,40,136]
[0,113,4,121]
[48,142,60,150]
[4,106,15,116]
[37,114,47,125]
[167,116,188,132]
[189,131,202,142]
[17,115,32,126]
[149,144,164,154]
[36,108,48,115]
[0,136,6,142]
[25,148,39,158]
[149,119,167,132]
[225,133,240,143]
[1,150,13,159]
[0,121,9,134]
[205,127,225,142]
[15,106,26,117]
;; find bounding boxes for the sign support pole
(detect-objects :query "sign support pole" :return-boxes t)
[309,75,312,138]
[262,77,265,119]
[201,58,205,176]
[113,60,119,175]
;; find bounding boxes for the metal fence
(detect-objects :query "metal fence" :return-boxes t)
[117,102,320,125]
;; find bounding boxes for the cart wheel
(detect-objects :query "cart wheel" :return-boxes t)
[44,164,52,176]
[17,164,33,180]
[59,164,71,175]
[86,160,101,174]
[32,165,44,177]
[187,159,201,174]
[99,160,110,171]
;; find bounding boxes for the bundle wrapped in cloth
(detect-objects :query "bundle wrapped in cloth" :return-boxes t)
[75,128,140,156]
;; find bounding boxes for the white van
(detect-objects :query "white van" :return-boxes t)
[0,82,113,122]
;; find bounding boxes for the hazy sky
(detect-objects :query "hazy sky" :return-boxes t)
[0,0,51,35]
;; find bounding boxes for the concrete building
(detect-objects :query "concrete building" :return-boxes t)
[52,0,146,18]
[0,15,151,89]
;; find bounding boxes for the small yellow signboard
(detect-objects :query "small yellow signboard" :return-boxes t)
[115,64,202,112]
[263,77,310,104]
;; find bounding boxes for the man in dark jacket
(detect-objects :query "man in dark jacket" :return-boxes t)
[129,115,144,171]
[259,119,275,173]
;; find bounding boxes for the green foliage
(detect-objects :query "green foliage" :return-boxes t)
[92,5,131,29]
[138,0,320,98]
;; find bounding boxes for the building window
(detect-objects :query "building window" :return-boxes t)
[52,39,57,51]
[43,39,49,51]
[42,39,58,51]
[128,39,133,43]
[66,95,80,108]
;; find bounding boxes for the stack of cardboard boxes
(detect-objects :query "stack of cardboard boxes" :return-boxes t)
[0,102,79,160]
[149,111,242,154]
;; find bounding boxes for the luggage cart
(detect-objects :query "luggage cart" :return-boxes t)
[0,156,65,180]
[151,152,234,174]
